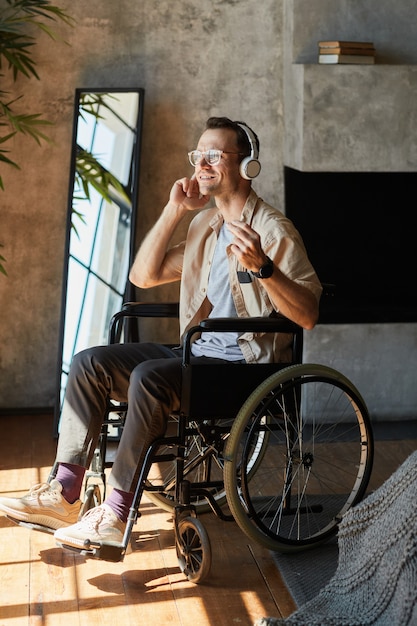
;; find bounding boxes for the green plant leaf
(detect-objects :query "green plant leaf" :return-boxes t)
[0,152,20,168]
[0,245,7,276]
[0,0,75,276]
[1,99,53,146]
[75,148,130,204]
[0,36,39,80]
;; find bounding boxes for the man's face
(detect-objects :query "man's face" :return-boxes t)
[193,128,244,196]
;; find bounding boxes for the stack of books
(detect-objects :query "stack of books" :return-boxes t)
[318,41,376,64]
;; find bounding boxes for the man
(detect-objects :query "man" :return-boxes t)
[0,117,322,552]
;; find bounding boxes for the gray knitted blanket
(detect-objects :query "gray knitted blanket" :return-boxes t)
[255,449,417,626]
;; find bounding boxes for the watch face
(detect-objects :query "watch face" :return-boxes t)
[253,257,273,279]
[260,261,273,278]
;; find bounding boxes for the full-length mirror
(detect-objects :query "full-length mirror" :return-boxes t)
[53,88,144,435]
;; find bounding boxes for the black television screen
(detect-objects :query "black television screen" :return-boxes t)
[284,167,417,323]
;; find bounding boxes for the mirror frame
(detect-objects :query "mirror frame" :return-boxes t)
[53,87,145,436]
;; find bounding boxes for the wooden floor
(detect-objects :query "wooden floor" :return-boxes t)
[0,413,416,626]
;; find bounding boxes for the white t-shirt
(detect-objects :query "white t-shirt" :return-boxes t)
[191,224,244,360]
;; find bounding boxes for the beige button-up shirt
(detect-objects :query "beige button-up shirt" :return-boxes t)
[164,189,322,363]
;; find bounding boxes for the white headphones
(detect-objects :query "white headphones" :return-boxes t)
[237,122,262,180]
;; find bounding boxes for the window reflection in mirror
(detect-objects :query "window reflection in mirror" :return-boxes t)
[54,88,144,435]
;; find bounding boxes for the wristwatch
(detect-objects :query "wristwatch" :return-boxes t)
[251,256,274,279]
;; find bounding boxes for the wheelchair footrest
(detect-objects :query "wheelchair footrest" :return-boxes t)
[57,540,126,562]
[6,516,56,535]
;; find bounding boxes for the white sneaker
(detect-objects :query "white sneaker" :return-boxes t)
[54,504,125,550]
[0,480,81,530]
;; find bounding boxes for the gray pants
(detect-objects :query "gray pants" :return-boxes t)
[56,342,235,493]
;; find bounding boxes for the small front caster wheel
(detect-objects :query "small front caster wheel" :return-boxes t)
[176,516,212,583]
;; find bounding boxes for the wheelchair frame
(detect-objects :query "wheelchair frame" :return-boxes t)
[64,301,374,584]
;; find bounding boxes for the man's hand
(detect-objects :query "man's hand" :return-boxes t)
[226,220,320,330]
[170,175,210,211]
[226,220,268,272]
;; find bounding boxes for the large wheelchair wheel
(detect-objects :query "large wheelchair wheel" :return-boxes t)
[224,363,374,552]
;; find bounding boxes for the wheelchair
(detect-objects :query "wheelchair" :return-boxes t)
[66,298,374,584]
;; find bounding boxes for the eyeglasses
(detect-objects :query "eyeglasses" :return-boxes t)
[188,149,244,167]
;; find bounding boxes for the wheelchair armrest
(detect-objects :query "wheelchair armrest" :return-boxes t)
[199,316,299,334]
[120,302,179,317]
[109,302,179,343]
[182,315,302,365]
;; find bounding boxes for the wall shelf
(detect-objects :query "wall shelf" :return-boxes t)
[284,64,417,172]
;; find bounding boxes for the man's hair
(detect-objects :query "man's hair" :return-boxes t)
[205,116,260,157]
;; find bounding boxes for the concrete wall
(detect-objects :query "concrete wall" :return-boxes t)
[0,0,416,421]
[304,324,417,422]
[0,0,283,410]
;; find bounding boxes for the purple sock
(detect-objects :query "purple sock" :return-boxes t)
[105,488,134,523]
[55,463,85,504]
